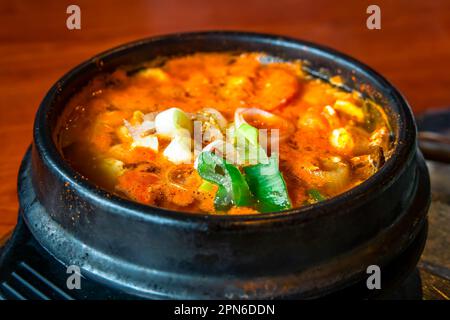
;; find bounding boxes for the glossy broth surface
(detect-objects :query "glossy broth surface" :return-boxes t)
[56,52,393,214]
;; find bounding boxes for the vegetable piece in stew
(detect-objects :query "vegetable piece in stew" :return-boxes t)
[56,52,393,214]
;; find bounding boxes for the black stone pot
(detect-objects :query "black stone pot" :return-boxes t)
[19,32,430,299]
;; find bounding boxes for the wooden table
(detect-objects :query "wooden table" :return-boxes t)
[0,0,449,299]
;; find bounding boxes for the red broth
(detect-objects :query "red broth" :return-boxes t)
[55,53,393,214]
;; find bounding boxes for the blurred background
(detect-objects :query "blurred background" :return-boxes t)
[0,0,449,298]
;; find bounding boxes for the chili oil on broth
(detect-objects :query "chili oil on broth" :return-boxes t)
[55,52,393,215]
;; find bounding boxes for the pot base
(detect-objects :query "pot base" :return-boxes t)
[0,213,427,300]
[0,147,429,299]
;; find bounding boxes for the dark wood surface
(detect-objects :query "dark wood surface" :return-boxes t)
[0,0,449,299]
[419,160,450,300]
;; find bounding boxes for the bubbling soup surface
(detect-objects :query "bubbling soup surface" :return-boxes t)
[56,52,393,215]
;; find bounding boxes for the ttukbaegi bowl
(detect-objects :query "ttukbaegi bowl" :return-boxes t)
[18,31,430,299]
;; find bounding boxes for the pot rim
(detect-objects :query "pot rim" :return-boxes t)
[33,31,417,226]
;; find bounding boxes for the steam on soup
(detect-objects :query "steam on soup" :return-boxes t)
[56,53,393,214]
